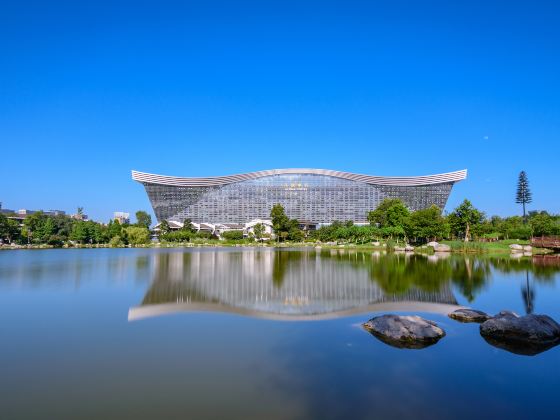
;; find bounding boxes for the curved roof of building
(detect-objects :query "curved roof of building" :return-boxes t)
[132,168,467,187]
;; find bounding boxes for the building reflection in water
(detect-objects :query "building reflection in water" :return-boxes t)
[129,249,462,321]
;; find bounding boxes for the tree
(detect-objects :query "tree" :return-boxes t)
[385,201,410,229]
[271,204,290,242]
[181,218,194,232]
[70,221,89,244]
[0,214,20,244]
[107,219,123,239]
[447,199,485,242]
[367,199,410,242]
[287,219,304,241]
[23,211,48,243]
[516,171,532,223]
[125,226,151,245]
[253,223,265,241]
[158,220,171,235]
[408,205,449,242]
[270,204,303,242]
[368,199,410,229]
[135,210,152,229]
[529,211,560,236]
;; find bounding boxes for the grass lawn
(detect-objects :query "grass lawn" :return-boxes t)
[440,239,531,253]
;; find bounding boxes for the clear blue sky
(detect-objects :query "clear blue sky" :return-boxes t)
[2,1,559,222]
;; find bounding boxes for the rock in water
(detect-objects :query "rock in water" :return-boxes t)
[480,311,560,356]
[449,308,490,323]
[363,315,446,349]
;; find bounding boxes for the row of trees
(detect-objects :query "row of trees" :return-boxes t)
[0,210,153,246]
[310,198,560,244]
[155,197,559,245]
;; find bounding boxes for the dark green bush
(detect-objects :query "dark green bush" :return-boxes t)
[221,230,244,240]
[47,235,65,247]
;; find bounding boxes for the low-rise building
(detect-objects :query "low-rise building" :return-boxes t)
[114,212,130,224]
[45,210,66,217]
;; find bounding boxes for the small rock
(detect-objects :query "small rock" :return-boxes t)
[394,246,406,252]
[523,245,532,252]
[372,241,380,246]
[427,241,439,248]
[363,314,445,349]
[405,245,415,252]
[480,311,560,356]
[449,308,491,323]
[433,244,451,252]
[509,244,523,251]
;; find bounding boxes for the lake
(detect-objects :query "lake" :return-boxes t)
[1,247,559,419]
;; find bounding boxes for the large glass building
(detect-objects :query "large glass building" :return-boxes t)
[132,168,467,224]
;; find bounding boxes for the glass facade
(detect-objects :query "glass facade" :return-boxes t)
[141,173,455,224]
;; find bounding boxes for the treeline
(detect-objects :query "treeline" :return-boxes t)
[2,200,559,248]
[311,199,560,244]
[0,210,153,247]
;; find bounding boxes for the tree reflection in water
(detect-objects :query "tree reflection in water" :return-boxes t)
[522,270,535,314]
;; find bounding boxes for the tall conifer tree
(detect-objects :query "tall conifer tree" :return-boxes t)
[516,171,532,222]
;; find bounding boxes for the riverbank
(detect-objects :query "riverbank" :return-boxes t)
[0,239,554,254]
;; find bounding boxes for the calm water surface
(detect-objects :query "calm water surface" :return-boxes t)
[1,248,559,419]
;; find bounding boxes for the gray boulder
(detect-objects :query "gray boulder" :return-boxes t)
[449,308,490,323]
[509,244,523,251]
[363,314,446,349]
[433,244,452,252]
[426,241,439,248]
[480,311,560,355]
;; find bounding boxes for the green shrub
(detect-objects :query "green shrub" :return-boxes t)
[221,230,244,240]
[506,226,532,240]
[109,235,124,247]
[47,235,65,247]
[161,231,193,242]
[124,226,151,245]
[195,231,216,240]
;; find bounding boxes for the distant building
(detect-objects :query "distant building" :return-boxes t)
[114,212,130,224]
[45,210,66,217]
[16,209,36,216]
[153,218,274,240]
[71,212,88,221]
[1,204,72,220]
